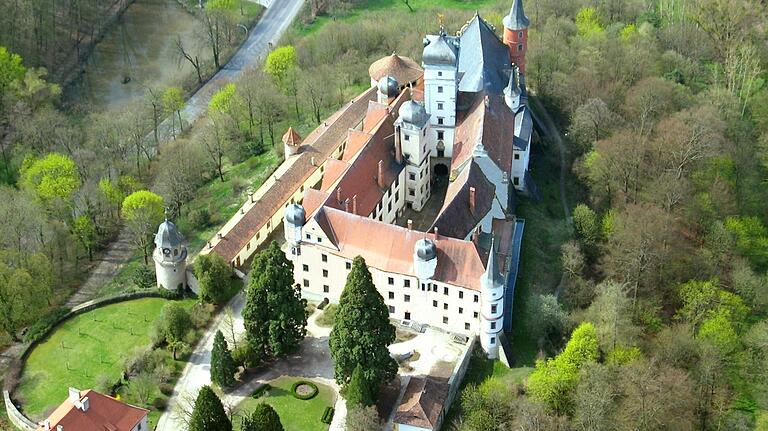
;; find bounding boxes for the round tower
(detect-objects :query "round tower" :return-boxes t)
[153,219,187,291]
[282,127,302,158]
[503,0,530,73]
[413,238,437,281]
[284,204,306,258]
[480,238,505,358]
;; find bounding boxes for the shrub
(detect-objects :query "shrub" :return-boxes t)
[291,380,319,400]
[232,342,261,368]
[251,383,272,399]
[23,307,71,343]
[188,208,211,229]
[159,383,175,396]
[321,406,335,424]
[316,304,337,327]
[190,303,216,329]
[152,397,168,410]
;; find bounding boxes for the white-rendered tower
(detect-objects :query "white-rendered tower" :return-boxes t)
[153,219,187,291]
[396,99,432,211]
[284,203,306,259]
[480,238,505,358]
[422,30,459,160]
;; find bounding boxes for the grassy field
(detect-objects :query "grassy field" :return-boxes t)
[234,377,336,431]
[16,297,195,419]
[293,0,504,36]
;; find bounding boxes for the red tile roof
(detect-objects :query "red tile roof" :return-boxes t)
[282,127,302,146]
[38,390,147,431]
[431,160,496,239]
[452,92,515,174]
[314,206,486,291]
[210,87,377,264]
[393,377,449,430]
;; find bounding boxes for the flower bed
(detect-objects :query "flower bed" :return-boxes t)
[291,380,319,400]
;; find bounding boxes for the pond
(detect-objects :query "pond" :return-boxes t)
[64,0,208,111]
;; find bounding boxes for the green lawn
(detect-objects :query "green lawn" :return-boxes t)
[16,297,195,419]
[234,377,336,431]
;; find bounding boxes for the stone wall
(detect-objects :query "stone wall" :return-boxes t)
[441,336,476,430]
[4,391,36,431]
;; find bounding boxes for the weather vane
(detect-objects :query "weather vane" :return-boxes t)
[438,13,445,28]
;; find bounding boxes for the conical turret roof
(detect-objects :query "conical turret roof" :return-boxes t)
[155,219,184,249]
[503,0,530,30]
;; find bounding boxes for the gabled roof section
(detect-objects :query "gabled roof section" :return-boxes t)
[313,207,485,290]
[39,390,148,431]
[342,130,373,162]
[431,161,496,240]
[458,15,511,93]
[393,377,449,430]
[302,188,330,219]
[320,158,350,191]
[452,92,515,174]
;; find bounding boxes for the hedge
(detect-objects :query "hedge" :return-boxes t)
[321,406,335,424]
[291,380,319,400]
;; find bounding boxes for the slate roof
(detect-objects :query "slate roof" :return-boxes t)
[503,0,531,30]
[431,160,496,240]
[393,377,449,430]
[38,390,148,431]
[458,15,511,93]
[514,105,533,151]
[155,220,184,249]
[423,33,459,66]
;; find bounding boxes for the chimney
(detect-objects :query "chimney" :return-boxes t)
[311,156,316,166]
[434,227,439,240]
[407,219,413,230]
[344,198,351,213]
[377,160,385,188]
[240,208,244,215]
[249,191,255,203]
[208,241,212,249]
[217,233,223,240]
[352,195,358,215]
[336,188,342,204]
[484,95,490,108]
[68,388,80,404]
[57,426,63,431]
[395,129,403,164]
[81,397,89,412]
[469,187,476,215]
[43,420,51,431]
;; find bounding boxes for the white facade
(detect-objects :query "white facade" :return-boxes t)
[153,220,187,291]
[423,54,459,160]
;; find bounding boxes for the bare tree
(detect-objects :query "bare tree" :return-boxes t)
[176,36,204,85]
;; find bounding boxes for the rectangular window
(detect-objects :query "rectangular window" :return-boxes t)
[491,321,496,330]
[404,295,411,302]
[404,280,411,288]
[474,311,479,318]
[303,279,309,287]
[389,292,395,299]
[491,304,498,313]
[409,189,415,197]
[303,264,309,272]
[474,294,479,303]
[433,285,438,292]
[389,305,395,314]
[437,130,444,140]
[323,269,328,278]
[518,31,523,38]
[323,285,329,293]
[388,277,394,285]
[518,43,524,51]
[405,311,411,320]
[437,117,444,125]
[321,254,327,262]
[437,102,443,110]
[459,291,464,299]
[459,307,464,314]
[433,300,438,307]
[346,262,352,270]
[443,316,448,324]
[513,177,520,186]
[438,71,443,77]
[318,237,322,243]
[305,233,311,240]
[409,173,416,181]
[404,134,410,141]
[443,287,449,295]
[490,337,496,345]
[388,202,392,212]
[443,303,448,310]
[514,153,520,160]
[438,86,443,93]
[465,322,470,330]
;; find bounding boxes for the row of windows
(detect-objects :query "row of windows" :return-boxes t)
[386,306,482,332]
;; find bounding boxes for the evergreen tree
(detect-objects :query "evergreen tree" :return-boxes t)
[240,403,284,431]
[329,256,396,391]
[243,241,307,360]
[211,330,237,388]
[345,364,373,409]
[189,386,232,431]
[194,253,233,304]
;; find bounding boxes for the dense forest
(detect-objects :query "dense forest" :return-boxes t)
[0,0,767,429]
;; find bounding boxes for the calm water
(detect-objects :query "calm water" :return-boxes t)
[64,0,207,111]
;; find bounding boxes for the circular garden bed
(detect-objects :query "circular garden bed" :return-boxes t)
[291,380,319,400]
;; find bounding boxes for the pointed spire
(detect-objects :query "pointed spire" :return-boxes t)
[282,127,302,146]
[504,0,530,30]
[483,237,505,288]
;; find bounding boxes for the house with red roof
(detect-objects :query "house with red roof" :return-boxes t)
[37,388,148,431]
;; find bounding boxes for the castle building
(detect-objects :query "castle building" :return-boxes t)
[153,219,187,291]
[281,2,534,358]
